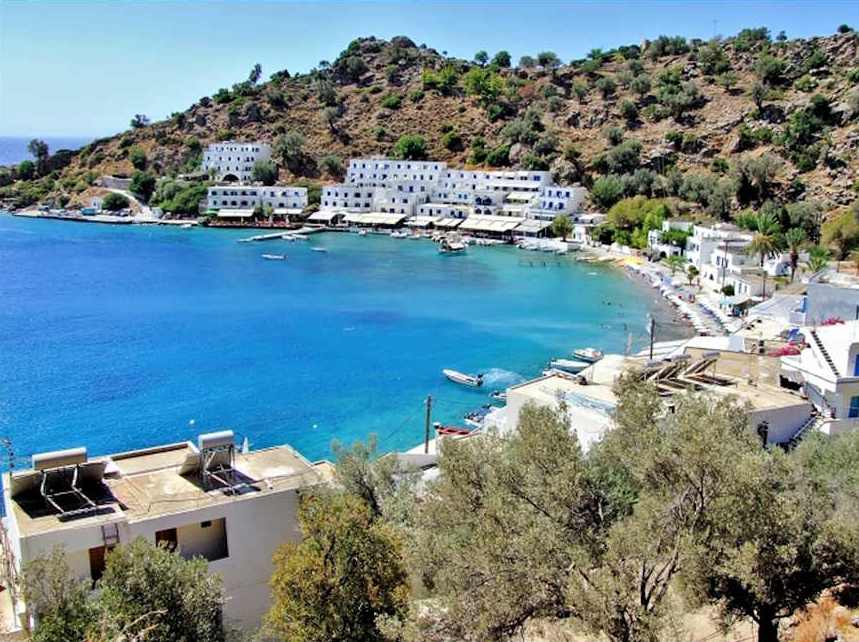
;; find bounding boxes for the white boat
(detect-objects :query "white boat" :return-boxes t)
[573,347,604,363]
[549,358,589,373]
[180,223,193,229]
[311,247,328,253]
[390,230,409,239]
[443,369,483,387]
[439,238,467,254]
[358,230,367,236]
[261,254,286,261]
[489,390,507,401]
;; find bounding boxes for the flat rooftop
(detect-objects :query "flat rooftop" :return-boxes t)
[7,441,331,538]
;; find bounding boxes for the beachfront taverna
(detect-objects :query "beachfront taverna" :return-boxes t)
[0,431,332,633]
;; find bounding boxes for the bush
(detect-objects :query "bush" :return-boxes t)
[485,144,510,167]
[734,27,771,52]
[441,130,463,152]
[381,93,402,109]
[17,159,35,180]
[129,171,156,202]
[619,99,638,122]
[754,54,786,84]
[252,160,279,185]
[128,146,147,171]
[422,64,460,95]
[595,76,617,99]
[392,134,428,160]
[491,50,511,68]
[591,175,626,209]
[213,88,232,104]
[102,192,130,211]
[409,89,424,102]
[320,154,344,178]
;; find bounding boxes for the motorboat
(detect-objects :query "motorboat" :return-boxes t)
[548,358,589,374]
[443,369,483,387]
[489,390,507,401]
[572,347,604,363]
[439,238,467,254]
[358,230,367,236]
[433,422,472,437]
[180,223,193,229]
[261,254,286,261]
[390,230,410,239]
[311,247,328,253]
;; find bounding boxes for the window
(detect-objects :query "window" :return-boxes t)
[156,527,178,552]
[853,354,859,377]
[850,396,859,419]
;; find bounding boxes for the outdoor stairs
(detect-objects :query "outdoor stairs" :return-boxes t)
[809,329,840,378]
[787,411,824,449]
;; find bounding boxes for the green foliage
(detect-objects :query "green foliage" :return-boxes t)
[754,53,787,84]
[630,74,651,97]
[490,50,511,68]
[252,159,279,185]
[381,93,403,109]
[698,39,731,75]
[461,67,506,107]
[485,144,510,167]
[646,35,690,59]
[593,139,641,175]
[96,538,224,642]
[213,88,232,104]
[314,78,338,106]
[537,51,561,70]
[595,75,616,99]
[274,130,306,172]
[392,134,428,160]
[18,159,35,180]
[408,89,424,102]
[805,244,831,273]
[619,99,638,123]
[128,146,147,171]
[733,27,771,52]
[591,175,626,209]
[663,253,686,274]
[129,171,156,202]
[518,55,536,68]
[102,192,130,211]
[551,213,573,239]
[129,113,150,129]
[469,136,488,164]
[421,64,460,95]
[655,68,701,120]
[319,154,344,178]
[801,48,828,74]
[732,153,781,205]
[474,50,488,66]
[779,95,834,172]
[501,106,545,145]
[266,492,409,642]
[153,180,208,216]
[822,207,859,259]
[440,130,463,152]
[607,196,669,239]
[336,55,368,82]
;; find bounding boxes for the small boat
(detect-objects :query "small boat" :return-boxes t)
[261,254,286,261]
[573,347,604,363]
[443,369,483,387]
[433,422,472,436]
[181,223,193,229]
[548,358,589,374]
[464,405,493,428]
[390,230,409,239]
[439,238,467,254]
[357,230,367,236]
[489,390,507,401]
[311,247,328,253]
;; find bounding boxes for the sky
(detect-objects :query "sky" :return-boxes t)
[1,1,857,137]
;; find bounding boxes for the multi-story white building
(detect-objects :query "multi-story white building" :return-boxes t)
[781,321,859,436]
[1,431,331,633]
[319,157,587,237]
[647,220,694,258]
[202,142,272,183]
[207,185,308,220]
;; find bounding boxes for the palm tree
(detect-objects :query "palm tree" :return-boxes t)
[746,211,782,298]
[784,227,806,282]
[804,245,830,275]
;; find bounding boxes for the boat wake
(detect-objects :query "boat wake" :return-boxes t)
[479,368,526,387]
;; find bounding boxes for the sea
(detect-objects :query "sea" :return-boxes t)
[0,136,94,166]
[0,215,690,465]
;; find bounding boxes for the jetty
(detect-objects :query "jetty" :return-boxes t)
[238,227,325,243]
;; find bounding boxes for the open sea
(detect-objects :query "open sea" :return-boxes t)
[0,136,94,166]
[0,214,688,465]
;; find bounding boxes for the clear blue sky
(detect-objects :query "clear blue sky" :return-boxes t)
[1,1,856,137]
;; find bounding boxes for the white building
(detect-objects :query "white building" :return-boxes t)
[319,157,588,237]
[202,142,272,183]
[781,321,859,436]
[647,220,694,258]
[2,431,331,632]
[207,185,308,220]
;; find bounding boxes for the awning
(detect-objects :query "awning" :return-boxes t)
[344,212,406,226]
[505,191,537,202]
[217,208,254,218]
[406,216,440,228]
[435,217,464,229]
[274,208,304,216]
[460,215,525,233]
[308,210,343,222]
[515,219,552,234]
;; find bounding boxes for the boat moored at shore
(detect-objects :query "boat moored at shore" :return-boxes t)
[443,369,483,387]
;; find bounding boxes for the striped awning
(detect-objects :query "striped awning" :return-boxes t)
[435,217,464,229]
[344,212,406,226]
[460,215,524,233]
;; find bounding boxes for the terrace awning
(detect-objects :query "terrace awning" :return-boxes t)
[435,217,464,229]
[307,210,343,222]
[216,208,254,219]
[406,216,440,228]
[344,212,406,226]
[460,215,525,233]
[273,208,304,216]
[515,219,552,234]
[505,191,537,202]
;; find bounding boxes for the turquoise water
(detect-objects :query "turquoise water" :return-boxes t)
[0,215,683,464]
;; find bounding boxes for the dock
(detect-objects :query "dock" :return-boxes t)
[238,227,326,242]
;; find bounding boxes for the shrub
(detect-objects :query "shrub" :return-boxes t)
[754,54,786,84]
[102,192,130,211]
[213,88,232,104]
[794,75,817,92]
[630,74,651,97]
[128,146,147,170]
[591,175,626,209]
[485,144,510,167]
[595,76,617,99]
[320,154,344,178]
[619,100,638,122]
[422,64,460,95]
[734,27,771,52]
[441,130,463,152]
[17,160,35,180]
[491,50,511,68]
[409,89,424,102]
[252,160,278,185]
[129,171,156,202]
[381,93,402,109]
[392,134,428,160]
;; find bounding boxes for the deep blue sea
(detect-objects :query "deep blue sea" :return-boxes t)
[0,136,94,166]
[0,215,685,464]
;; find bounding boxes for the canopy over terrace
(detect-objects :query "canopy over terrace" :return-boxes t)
[460,215,525,236]
[307,210,344,223]
[406,216,440,228]
[435,217,464,229]
[273,208,305,218]
[515,219,553,237]
[344,212,407,227]
[505,191,538,203]
[216,208,255,219]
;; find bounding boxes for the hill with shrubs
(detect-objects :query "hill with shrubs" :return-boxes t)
[3,27,859,247]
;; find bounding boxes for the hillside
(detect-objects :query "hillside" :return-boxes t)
[2,28,858,220]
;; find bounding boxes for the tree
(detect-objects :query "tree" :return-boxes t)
[490,50,511,68]
[274,131,306,173]
[319,154,344,178]
[784,227,806,282]
[754,53,786,85]
[392,134,427,160]
[128,146,147,171]
[96,538,224,642]
[750,80,769,112]
[664,253,686,275]
[248,62,262,84]
[252,159,278,186]
[28,138,49,175]
[551,213,573,240]
[747,211,782,298]
[595,76,616,99]
[21,547,94,642]
[686,264,699,286]
[130,114,150,129]
[518,55,536,68]
[805,245,831,274]
[102,192,130,211]
[17,159,35,180]
[537,51,561,73]
[129,171,156,202]
[591,175,626,210]
[266,492,409,642]
[822,208,859,259]
[473,50,488,66]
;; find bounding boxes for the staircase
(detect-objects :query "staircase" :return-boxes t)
[809,329,840,377]
[787,411,823,449]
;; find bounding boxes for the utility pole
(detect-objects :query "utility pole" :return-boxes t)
[424,395,432,454]
[648,317,656,360]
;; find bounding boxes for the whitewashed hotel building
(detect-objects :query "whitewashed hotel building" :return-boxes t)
[206,185,308,220]
[202,142,273,183]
